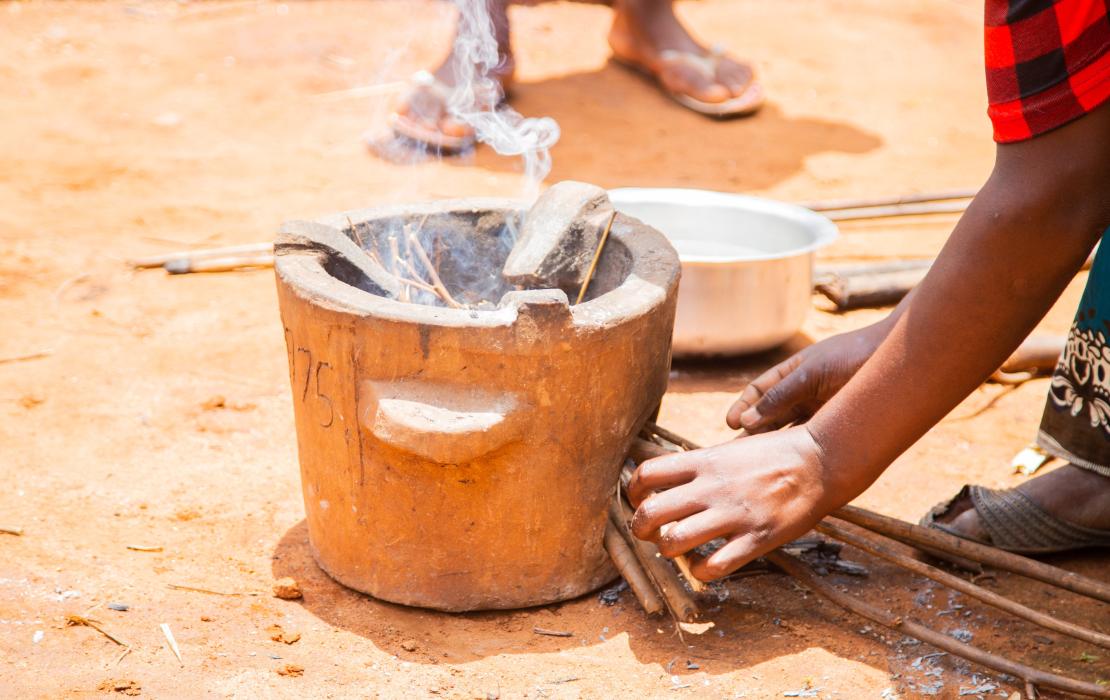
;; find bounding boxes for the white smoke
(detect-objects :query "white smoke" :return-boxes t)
[447,0,560,199]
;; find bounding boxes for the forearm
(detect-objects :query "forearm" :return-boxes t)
[808,110,1110,501]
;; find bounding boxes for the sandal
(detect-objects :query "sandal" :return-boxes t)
[613,44,764,118]
[389,70,477,153]
[922,484,1110,554]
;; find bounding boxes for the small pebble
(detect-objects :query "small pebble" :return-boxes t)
[272,577,302,600]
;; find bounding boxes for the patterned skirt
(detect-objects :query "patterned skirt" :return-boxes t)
[1037,238,1110,478]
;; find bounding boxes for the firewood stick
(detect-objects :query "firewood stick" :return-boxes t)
[646,425,1110,604]
[620,456,707,593]
[833,505,1110,604]
[163,254,274,274]
[815,267,928,311]
[796,188,977,212]
[767,549,1110,699]
[396,276,439,295]
[818,517,1110,649]
[130,242,273,269]
[604,521,664,616]
[820,200,969,222]
[609,497,699,622]
[643,423,700,451]
[998,334,1065,374]
[813,259,933,280]
[629,437,670,463]
[406,231,462,309]
[576,211,617,305]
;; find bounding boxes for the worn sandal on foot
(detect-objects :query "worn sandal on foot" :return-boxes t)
[922,484,1110,554]
[614,44,764,118]
[389,71,476,153]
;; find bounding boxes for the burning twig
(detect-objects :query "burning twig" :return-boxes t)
[575,211,617,305]
[345,216,366,249]
[66,614,129,647]
[396,276,440,296]
[406,229,462,308]
[387,236,407,303]
[603,520,664,615]
[767,550,1109,698]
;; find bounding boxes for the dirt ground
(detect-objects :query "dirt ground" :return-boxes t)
[1,1,1107,698]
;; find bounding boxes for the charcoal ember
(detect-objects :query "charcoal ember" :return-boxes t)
[598,580,628,606]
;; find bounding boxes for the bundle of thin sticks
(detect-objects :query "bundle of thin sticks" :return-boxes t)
[605,422,1110,699]
[356,216,466,309]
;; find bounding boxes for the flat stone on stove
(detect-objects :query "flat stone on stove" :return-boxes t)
[503,180,614,291]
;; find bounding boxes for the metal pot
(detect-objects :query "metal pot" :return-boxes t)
[611,188,838,357]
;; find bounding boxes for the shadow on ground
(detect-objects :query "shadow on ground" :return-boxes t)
[377,61,883,192]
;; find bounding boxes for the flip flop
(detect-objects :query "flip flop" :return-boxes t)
[389,70,476,153]
[921,484,1110,554]
[614,43,764,118]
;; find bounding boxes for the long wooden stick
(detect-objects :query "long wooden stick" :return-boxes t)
[575,211,617,305]
[796,188,977,212]
[833,505,1110,604]
[163,254,274,274]
[818,517,1110,649]
[604,521,664,615]
[767,550,1110,699]
[643,423,700,451]
[609,497,699,622]
[821,200,969,222]
[130,242,273,269]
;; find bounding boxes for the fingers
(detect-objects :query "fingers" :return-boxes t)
[654,509,737,559]
[688,532,769,581]
[630,484,706,542]
[725,354,804,430]
[626,452,697,507]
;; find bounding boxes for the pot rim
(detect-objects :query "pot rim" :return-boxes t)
[275,198,680,330]
[609,187,839,264]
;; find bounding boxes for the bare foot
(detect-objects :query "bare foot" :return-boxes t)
[608,0,756,106]
[933,465,1110,543]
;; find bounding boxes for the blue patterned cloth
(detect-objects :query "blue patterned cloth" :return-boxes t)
[1037,236,1110,477]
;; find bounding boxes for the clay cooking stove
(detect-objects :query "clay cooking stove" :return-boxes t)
[274,196,680,611]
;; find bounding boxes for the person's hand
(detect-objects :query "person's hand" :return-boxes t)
[627,426,844,581]
[726,322,889,434]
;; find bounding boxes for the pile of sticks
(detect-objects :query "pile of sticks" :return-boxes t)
[356,217,465,309]
[605,423,1110,699]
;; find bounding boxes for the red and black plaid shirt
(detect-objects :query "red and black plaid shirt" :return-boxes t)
[986,0,1110,142]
